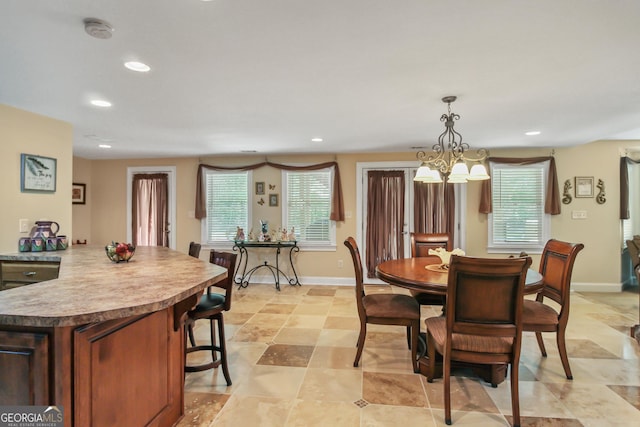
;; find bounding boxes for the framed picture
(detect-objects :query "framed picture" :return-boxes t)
[255,181,265,195]
[72,183,86,204]
[20,153,57,193]
[575,176,594,198]
[269,193,279,207]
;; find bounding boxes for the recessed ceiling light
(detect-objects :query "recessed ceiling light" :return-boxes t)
[124,61,151,72]
[311,138,323,142]
[98,144,111,149]
[525,131,541,136]
[90,99,112,107]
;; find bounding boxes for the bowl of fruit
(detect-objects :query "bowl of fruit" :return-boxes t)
[105,242,136,263]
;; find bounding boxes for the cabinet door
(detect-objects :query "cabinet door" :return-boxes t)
[0,330,49,404]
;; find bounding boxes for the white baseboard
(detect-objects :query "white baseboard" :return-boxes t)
[571,282,622,292]
[235,276,623,292]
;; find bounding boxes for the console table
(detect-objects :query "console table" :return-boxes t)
[232,240,301,290]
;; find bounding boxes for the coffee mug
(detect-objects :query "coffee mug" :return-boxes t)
[46,237,58,251]
[31,237,44,252]
[57,235,68,250]
[19,237,31,252]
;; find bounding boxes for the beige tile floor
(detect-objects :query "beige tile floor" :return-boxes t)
[180,283,640,427]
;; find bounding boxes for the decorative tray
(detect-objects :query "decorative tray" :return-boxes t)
[425,264,449,273]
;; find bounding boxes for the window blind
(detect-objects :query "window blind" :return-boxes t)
[205,171,249,242]
[285,170,332,242]
[491,165,546,247]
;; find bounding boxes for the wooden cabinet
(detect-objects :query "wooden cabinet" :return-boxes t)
[0,260,60,290]
[0,330,50,404]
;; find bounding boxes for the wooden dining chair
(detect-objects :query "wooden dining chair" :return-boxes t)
[523,239,584,380]
[344,237,420,373]
[184,250,236,385]
[409,232,452,306]
[425,255,532,427]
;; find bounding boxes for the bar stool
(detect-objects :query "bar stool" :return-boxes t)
[184,250,236,385]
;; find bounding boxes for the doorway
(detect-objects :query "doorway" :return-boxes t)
[356,161,465,281]
[127,166,176,249]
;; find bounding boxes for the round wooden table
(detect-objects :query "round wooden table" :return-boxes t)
[376,257,543,295]
[375,256,544,386]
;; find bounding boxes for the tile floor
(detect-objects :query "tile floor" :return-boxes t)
[180,283,640,427]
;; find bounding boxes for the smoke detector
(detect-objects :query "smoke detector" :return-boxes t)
[83,18,114,39]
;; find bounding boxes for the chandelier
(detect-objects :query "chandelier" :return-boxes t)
[414,96,489,183]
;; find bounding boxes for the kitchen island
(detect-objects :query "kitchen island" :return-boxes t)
[0,245,226,427]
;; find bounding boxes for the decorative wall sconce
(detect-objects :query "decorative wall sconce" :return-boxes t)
[596,179,606,204]
[562,179,572,204]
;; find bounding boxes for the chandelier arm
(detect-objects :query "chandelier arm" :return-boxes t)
[415,96,488,182]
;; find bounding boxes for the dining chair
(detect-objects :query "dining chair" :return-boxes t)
[184,250,236,386]
[344,237,420,373]
[523,239,584,380]
[409,232,452,306]
[425,255,531,427]
[188,241,201,258]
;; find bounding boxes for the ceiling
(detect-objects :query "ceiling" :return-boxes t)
[2,1,640,160]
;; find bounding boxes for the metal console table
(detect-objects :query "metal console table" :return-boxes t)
[232,240,301,290]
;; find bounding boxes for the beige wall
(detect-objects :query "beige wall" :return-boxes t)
[72,156,92,243]
[3,103,631,288]
[0,104,73,253]
[72,141,639,289]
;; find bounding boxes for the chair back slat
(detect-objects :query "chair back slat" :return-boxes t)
[447,255,531,339]
[538,239,584,307]
[344,237,366,319]
[410,232,452,262]
[188,241,202,258]
[209,251,237,311]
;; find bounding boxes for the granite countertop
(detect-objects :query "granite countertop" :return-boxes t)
[0,245,226,327]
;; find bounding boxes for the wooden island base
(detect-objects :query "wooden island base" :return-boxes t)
[0,246,226,427]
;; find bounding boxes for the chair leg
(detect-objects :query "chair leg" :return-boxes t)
[426,332,436,382]
[353,323,366,368]
[444,352,452,425]
[556,327,573,380]
[535,331,547,357]
[510,361,520,427]
[187,323,196,347]
[406,325,411,349]
[410,321,419,373]
[216,313,232,386]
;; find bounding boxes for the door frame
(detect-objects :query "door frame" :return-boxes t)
[356,161,466,282]
[126,166,177,249]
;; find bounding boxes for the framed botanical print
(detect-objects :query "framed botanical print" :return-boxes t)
[255,181,265,195]
[269,193,279,207]
[21,153,57,193]
[575,176,594,198]
[72,183,86,204]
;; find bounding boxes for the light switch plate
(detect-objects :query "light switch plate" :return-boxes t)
[571,210,587,219]
[19,218,30,233]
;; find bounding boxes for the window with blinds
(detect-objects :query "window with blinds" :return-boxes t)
[488,161,550,252]
[203,170,250,244]
[283,169,335,247]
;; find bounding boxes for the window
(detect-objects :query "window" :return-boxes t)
[202,170,251,245]
[283,169,335,248]
[488,161,550,253]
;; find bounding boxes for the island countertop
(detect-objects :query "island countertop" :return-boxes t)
[0,245,226,327]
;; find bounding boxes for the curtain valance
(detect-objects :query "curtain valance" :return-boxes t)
[195,161,345,221]
[478,156,561,215]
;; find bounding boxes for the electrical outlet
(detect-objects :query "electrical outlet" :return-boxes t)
[337,259,344,268]
[19,219,30,233]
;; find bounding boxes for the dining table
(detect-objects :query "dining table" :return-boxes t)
[375,256,544,386]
